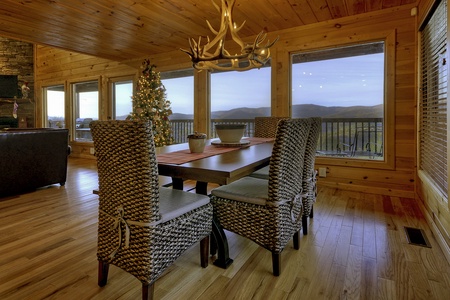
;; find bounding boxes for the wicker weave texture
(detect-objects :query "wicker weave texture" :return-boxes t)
[254,117,289,138]
[302,117,321,217]
[212,118,311,253]
[90,120,212,284]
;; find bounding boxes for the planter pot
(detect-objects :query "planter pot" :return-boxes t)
[187,132,207,153]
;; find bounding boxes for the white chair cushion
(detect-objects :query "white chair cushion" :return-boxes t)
[248,165,269,180]
[211,177,269,206]
[155,187,210,225]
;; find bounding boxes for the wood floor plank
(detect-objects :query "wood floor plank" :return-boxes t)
[377,277,397,300]
[362,194,377,260]
[342,244,363,300]
[361,257,377,300]
[0,157,449,300]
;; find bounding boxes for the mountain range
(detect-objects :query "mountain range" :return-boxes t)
[169,104,383,120]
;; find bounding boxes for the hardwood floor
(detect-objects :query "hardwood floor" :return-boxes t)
[1,157,449,300]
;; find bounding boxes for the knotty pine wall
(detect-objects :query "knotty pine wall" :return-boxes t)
[35,5,417,197]
[34,47,138,158]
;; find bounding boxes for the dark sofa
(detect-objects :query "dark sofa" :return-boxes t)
[0,128,69,197]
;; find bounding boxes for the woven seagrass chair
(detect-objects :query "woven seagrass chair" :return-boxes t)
[254,116,289,138]
[250,116,289,179]
[90,120,213,300]
[301,117,321,235]
[210,118,311,276]
[250,117,321,235]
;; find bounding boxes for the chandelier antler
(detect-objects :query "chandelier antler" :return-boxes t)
[180,0,279,71]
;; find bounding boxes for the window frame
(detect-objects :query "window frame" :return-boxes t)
[209,64,272,137]
[289,32,396,170]
[108,75,135,120]
[69,77,101,143]
[161,68,195,144]
[42,83,66,129]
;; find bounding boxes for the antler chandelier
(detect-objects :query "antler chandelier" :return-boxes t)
[180,0,278,72]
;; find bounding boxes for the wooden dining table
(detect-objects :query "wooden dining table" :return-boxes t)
[156,137,274,268]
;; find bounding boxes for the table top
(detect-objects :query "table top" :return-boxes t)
[156,139,273,185]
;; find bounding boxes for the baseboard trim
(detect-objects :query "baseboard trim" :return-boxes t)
[416,195,450,265]
[317,181,415,198]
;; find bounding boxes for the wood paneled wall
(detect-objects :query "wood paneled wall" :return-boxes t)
[35,46,138,158]
[35,4,417,195]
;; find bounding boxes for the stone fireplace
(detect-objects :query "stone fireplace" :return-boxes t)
[0,37,34,128]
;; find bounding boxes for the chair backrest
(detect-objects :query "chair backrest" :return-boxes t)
[268,118,311,204]
[254,117,289,138]
[303,117,322,182]
[90,120,160,224]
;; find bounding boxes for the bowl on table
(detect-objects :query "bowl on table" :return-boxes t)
[215,124,246,143]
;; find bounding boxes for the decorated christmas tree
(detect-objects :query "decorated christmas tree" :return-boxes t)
[129,59,173,147]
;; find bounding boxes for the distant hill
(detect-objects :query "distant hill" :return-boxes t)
[169,104,383,120]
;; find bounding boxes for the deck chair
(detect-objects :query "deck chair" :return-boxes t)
[90,120,213,300]
[210,118,311,276]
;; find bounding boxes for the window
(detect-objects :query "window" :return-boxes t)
[112,79,133,120]
[291,42,385,160]
[419,0,448,198]
[161,69,194,144]
[73,80,99,142]
[43,85,65,128]
[210,66,271,137]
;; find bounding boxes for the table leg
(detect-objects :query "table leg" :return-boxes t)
[195,180,233,269]
[172,177,184,190]
[196,181,208,195]
[212,217,234,269]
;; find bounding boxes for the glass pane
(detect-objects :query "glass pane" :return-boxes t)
[113,80,133,120]
[291,42,385,160]
[44,85,65,128]
[162,69,194,144]
[73,81,98,142]
[210,66,271,137]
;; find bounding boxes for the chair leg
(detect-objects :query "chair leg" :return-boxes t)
[293,230,300,250]
[142,282,154,300]
[272,252,281,276]
[302,215,308,235]
[200,235,209,268]
[98,260,109,287]
[310,205,314,218]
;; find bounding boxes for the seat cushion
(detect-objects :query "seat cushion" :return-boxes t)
[155,187,211,224]
[211,177,269,206]
[248,165,269,180]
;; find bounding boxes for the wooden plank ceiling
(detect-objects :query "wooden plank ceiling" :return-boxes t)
[0,0,416,62]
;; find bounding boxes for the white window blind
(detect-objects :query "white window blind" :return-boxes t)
[420,0,448,196]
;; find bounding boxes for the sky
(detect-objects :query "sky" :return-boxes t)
[162,52,384,114]
[46,53,384,118]
[291,54,384,107]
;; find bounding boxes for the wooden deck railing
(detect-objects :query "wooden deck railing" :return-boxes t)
[169,117,383,159]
